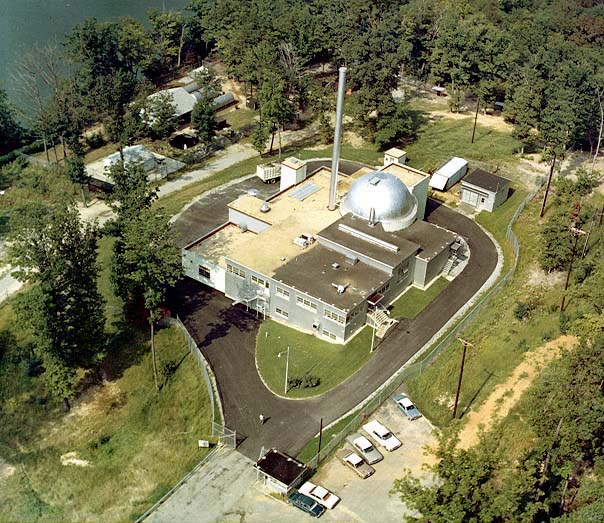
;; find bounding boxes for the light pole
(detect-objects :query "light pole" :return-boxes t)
[278,346,290,395]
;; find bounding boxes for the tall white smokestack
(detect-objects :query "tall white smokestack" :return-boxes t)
[329,66,347,211]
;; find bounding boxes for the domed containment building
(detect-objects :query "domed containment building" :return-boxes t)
[182,156,463,344]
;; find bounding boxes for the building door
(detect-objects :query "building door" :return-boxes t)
[461,189,479,206]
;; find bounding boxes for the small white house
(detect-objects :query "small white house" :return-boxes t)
[429,157,468,191]
[459,169,510,212]
[383,147,407,166]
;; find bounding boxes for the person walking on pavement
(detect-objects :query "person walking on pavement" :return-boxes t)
[259,414,265,425]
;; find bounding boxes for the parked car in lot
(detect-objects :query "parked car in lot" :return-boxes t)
[362,420,402,451]
[346,433,384,464]
[287,491,326,518]
[393,394,422,420]
[299,481,340,509]
[337,449,375,479]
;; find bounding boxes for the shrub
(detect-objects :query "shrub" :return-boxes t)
[514,302,532,321]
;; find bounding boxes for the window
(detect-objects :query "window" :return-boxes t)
[251,274,269,288]
[398,264,409,282]
[322,329,337,340]
[198,265,211,279]
[276,287,290,299]
[226,263,246,278]
[275,307,289,319]
[324,309,345,324]
[296,296,317,311]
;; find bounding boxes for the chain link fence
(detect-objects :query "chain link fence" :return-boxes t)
[305,177,545,469]
[162,315,237,446]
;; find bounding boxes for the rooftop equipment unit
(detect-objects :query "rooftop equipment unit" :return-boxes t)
[331,283,350,294]
[260,202,271,213]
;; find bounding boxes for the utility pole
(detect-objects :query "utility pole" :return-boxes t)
[278,346,290,395]
[316,418,323,467]
[539,151,556,218]
[471,98,480,144]
[560,227,585,312]
[453,338,473,419]
[540,151,557,218]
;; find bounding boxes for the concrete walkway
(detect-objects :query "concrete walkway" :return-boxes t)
[79,143,258,225]
[145,446,258,523]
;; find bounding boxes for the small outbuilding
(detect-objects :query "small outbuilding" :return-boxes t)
[459,169,510,212]
[383,147,407,166]
[254,449,308,495]
[429,157,468,191]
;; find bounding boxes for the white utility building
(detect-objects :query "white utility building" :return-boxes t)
[459,169,510,212]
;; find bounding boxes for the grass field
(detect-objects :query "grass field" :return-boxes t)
[405,193,560,428]
[389,278,450,319]
[0,238,213,523]
[405,115,521,172]
[256,321,373,399]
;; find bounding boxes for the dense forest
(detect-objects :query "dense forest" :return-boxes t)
[1,0,604,162]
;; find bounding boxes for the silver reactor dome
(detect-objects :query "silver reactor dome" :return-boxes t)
[340,171,417,231]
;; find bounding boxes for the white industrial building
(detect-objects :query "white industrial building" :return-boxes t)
[180,68,465,344]
[459,169,510,212]
[182,155,464,344]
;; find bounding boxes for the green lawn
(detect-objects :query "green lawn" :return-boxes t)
[404,114,521,173]
[389,278,450,319]
[405,194,560,428]
[256,320,373,399]
[0,239,214,523]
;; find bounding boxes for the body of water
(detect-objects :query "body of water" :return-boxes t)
[0,0,189,99]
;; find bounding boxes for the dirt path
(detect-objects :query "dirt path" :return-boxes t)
[458,335,577,450]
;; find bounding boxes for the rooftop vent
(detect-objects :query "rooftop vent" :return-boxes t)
[369,176,381,186]
[331,262,340,269]
[260,202,271,213]
[238,223,248,232]
[293,233,315,249]
[345,255,359,266]
[331,282,349,295]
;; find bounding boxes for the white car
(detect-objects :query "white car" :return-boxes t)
[346,433,384,464]
[362,420,402,451]
[299,481,340,509]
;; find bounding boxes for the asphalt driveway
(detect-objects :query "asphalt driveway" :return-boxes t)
[171,199,498,459]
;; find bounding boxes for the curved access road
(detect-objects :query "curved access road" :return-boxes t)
[173,199,499,459]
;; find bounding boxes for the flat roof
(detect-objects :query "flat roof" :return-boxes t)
[188,223,256,266]
[222,167,355,275]
[463,169,510,193]
[272,243,389,312]
[385,147,406,157]
[318,214,420,269]
[255,449,306,486]
[377,162,426,188]
[397,220,457,261]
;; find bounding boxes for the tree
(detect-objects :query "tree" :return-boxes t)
[191,96,217,144]
[147,10,188,77]
[147,91,177,139]
[113,208,182,390]
[64,154,90,207]
[190,69,220,143]
[374,102,413,150]
[9,203,105,409]
[106,160,158,228]
[0,87,21,154]
[252,121,270,155]
[258,76,295,157]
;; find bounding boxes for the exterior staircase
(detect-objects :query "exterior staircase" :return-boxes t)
[368,306,398,339]
[442,254,458,276]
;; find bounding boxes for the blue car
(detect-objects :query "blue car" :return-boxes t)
[393,394,422,420]
[288,491,326,518]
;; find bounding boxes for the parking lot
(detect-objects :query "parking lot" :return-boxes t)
[147,391,437,523]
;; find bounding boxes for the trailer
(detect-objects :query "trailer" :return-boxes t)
[256,162,281,184]
[429,157,468,191]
